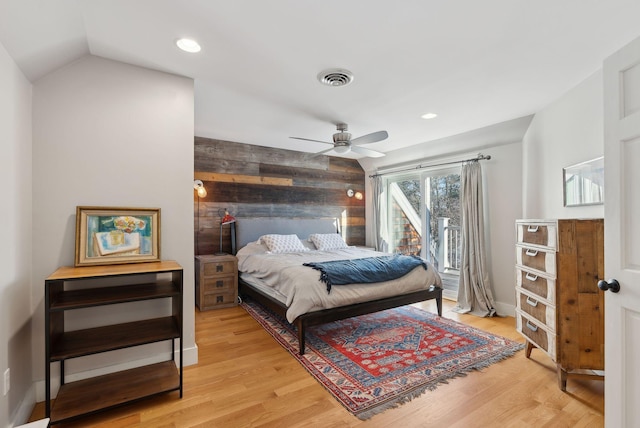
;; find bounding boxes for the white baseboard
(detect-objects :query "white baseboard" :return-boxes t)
[183,342,199,366]
[442,289,457,301]
[442,290,516,319]
[14,418,49,428]
[34,343,198,403]
[10,384,36,427]
[495,301,516,318]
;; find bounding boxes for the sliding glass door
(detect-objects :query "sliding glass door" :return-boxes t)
[386,167,461,294]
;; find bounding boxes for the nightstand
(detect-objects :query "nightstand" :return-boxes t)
[195,254,238,310]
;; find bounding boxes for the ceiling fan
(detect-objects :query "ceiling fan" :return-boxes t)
[290,123,387,158]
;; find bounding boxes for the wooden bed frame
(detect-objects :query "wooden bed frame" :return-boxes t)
[235,217,443,355]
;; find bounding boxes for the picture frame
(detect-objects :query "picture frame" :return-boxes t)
[75,206,161,267]
[563,156,604,207]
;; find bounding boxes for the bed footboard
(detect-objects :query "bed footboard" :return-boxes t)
[240,279,443,355]
[295,285,442,354]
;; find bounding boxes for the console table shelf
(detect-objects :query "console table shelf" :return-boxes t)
[45,261,183,425]
[50,316,180,361]
[49,281,179,310]
[50,361,180,423]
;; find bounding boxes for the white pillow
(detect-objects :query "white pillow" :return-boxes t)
[309,233,349,251]
[260,234,309,253]
[301,239,317,251]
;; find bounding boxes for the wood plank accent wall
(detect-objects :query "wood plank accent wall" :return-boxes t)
[194,137,366,255]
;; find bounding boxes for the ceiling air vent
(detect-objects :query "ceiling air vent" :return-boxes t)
[317,68,354,87]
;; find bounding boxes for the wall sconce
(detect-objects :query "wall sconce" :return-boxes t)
[194,179,207,198]
[194,179,207,256]
[347,189,363,200]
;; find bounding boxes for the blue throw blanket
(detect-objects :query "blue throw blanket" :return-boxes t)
[303,255,429,293]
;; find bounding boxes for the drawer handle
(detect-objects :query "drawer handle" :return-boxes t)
[526,296,538,307]
[527,225,539,233]
[525,272,538,281]
[216,265,224,273]
[525,249,539,257]
[216,280,224,288]
[526,321,538,332]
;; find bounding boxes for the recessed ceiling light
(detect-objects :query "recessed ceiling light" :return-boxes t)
[421,113,438,119]
[176,38,201,53]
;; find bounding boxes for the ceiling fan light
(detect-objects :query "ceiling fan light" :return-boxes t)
[334,145,350,154]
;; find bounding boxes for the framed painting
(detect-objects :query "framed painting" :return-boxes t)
[75,206,161,267]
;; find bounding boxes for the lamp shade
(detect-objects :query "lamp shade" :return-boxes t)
[222,213,236,224]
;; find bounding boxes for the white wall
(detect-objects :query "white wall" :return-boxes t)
[362,135,524,316]
[0,41,34,427]
[522,70,605,219]
[482,143,523,314]
[31,56,196,402]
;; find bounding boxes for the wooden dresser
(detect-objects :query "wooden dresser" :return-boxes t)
[515,219,604,390]
[195,254,238,310]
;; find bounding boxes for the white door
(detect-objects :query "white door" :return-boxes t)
[603,35,640,427]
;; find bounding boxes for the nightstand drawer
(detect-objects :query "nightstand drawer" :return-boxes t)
[203,260,236,276]
[516,221,557,249]
[516,288,555,331]
[202,292,237,308]
[516,310,556,360]
[516,245,556,276]
[201,275,235,294]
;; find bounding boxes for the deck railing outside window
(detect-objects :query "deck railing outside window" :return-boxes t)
[443,224,461,271]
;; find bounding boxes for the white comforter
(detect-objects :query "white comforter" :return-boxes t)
[237,244,442,323]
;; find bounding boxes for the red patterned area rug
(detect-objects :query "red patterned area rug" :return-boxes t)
[243,299,524,420]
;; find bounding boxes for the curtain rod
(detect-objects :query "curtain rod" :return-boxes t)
[368,153,492,178]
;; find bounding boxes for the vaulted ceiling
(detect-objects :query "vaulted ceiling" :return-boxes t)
[2,0,639,159]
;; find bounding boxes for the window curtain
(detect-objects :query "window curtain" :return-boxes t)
[371,175,388,252]
[454,161,496,317]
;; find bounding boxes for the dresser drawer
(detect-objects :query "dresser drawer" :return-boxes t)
[516,221,557,249]
[201,275,235,294]
[203,260,236,276]
[516,267,556,304]
[516,310,556,361]
[516,245,556,276]
[516,288,556,331]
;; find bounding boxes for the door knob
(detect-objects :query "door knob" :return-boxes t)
[597,279,620,293]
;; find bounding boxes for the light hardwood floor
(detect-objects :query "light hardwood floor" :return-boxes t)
[30,299,604,427]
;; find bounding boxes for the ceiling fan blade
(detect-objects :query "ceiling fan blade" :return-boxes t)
[317,147,336,155]
[290,136,334,145]
[351,130,388,145]
[350,145,385,158]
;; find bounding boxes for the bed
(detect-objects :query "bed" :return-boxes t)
[236,217,443,354]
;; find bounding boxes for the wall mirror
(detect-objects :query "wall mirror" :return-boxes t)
[563,156,604,207]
